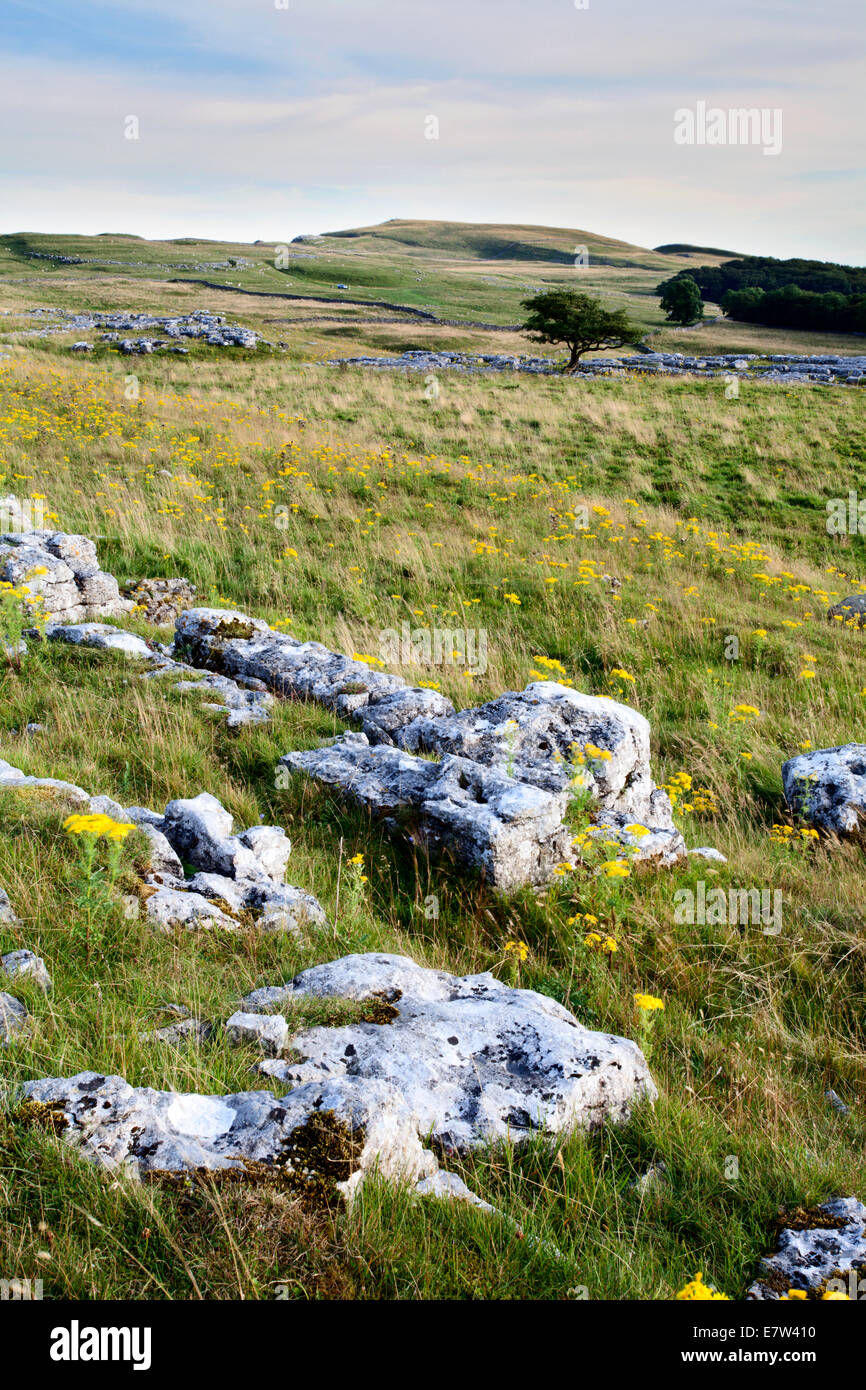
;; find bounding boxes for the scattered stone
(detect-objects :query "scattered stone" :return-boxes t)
[0,517,134,625]
[20,1070,442,1204]
[824,1089,850,1117]
[225,1011,289,1057]
[251,952,657,1147]
[139,1017,213,1048]
[747,1197,866,1299]
[44,622,152,658]
[144,885,238,932]
[126,577,197,626]
[0,991,31,1044]
[1,950,51,993]
[827,594,866,628]
[0,757,90,806]
[630,1161,669,1196]
[688,846,728,863]
[782,744,866,836]
[0,885,19,923]
[173,607,446,734]
[162,792,290,883]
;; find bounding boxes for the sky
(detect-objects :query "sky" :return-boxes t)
[2,0,864,261]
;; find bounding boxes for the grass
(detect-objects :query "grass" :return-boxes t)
[0,234,864,1301]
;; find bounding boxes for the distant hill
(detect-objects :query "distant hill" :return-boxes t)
[314,218,682,271]
[654,242,740,257]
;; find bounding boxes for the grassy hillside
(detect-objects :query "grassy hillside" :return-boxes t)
[0,319,864,1299]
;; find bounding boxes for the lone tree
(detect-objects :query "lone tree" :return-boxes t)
[521,290,634,371]
[659,274,703,325]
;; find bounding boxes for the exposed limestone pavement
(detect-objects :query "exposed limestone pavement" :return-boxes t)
[175,606,692,884]
[18,951,657,1203]
[747,1198,866,1299]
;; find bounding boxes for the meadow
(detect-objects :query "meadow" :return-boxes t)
[0,230,864,1300]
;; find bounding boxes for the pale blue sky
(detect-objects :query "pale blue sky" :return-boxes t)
[2,0,863,259]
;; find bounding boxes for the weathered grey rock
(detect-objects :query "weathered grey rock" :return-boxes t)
[747,1198,866,1299]
[281,734,573,891]
[251,884,328,933]
[251,952,657,1148]
[414,1170,495,1210]
[782,744,866,836]
[0,991,31,1044]
[827,594,866,628]
[20,1070,441,1203]
[44,622,152,658]
[43,619,273,728]
[237,825,292,881]
[225,1011,289,1057]
[144,885,237,932]
[136,824,184,881]
[0,528,134,624]
[161,792,290,882]
[0,757,89,805]
[1,950,51,993]
[139,1017,212,1048]
[589,811,686,868]
[173,607,443,733]
[126,577,197,625]
[0,885,19,924]
[824,1089,850,1117]
[688,846,728,863]
[399,681,668,818]
[186,872,326,932]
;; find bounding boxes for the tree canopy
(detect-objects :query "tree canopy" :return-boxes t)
[521,290,635,370]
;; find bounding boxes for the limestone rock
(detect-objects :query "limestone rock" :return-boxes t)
[747,1198,866,1299]
[827,594,866,628]
[782,744,866,836]
[144,885,237,932]
[43,623,152,658]
[0,757,90,806]
[20,1070,441,1201]
[126,577,197,626]
[0,529,134,624]
[251,952,657,1148]
[0,991,31,1044]
[162,792,290,883]
[173,607,445,734]
[224,1011,289,1057]
[281,734,573,891]
[0,885,19,924]
[1,950,51,993]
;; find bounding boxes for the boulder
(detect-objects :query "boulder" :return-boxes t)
[0,529,134,624]
[20,1070,441,1204]
[782,744,866,836]
[144,885,237,932]
[281,733,573,891]
[250,952,657,1148]
[43,623,152,658]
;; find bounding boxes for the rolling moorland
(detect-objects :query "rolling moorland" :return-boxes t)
[0,221,865,1301]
